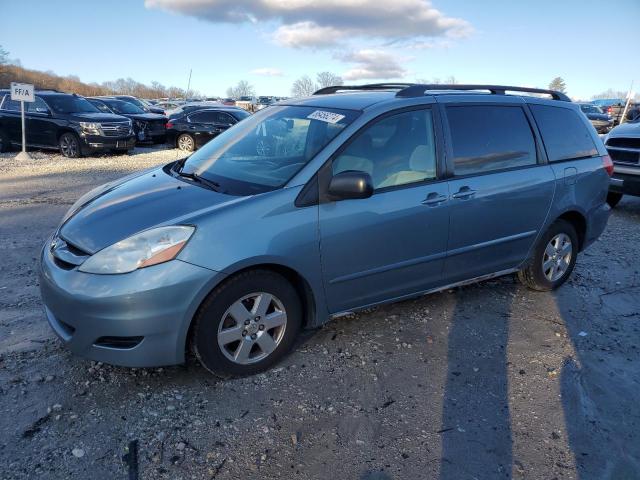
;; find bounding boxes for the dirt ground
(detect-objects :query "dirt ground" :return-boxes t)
[1,149,639,480]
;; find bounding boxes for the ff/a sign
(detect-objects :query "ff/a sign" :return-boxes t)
[10,82,35,102]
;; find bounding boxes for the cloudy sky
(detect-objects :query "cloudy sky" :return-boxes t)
[1,0,638,99]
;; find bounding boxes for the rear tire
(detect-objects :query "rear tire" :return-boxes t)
[518,219,578,291]
[606,192,623,208]
[177,133,195,152]
[192,270,302,378]
[59,132,82,158]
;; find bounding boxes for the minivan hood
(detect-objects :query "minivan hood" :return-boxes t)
[60,167,238,253]
[67,112,129,123]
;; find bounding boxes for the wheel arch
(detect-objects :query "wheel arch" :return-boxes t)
[556,210,587,251]
[183,262,320,362]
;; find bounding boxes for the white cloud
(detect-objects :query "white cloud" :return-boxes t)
[145,0,472,48]
[338,49,408,81]
[250,67,284,77]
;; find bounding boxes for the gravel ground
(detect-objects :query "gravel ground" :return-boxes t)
[0,148,639,480]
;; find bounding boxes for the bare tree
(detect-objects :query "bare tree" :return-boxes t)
[0,45,8,65]
[549,77,567,93]
[226,80,255,98]
[291,76,317,97]
[316,72,343,89]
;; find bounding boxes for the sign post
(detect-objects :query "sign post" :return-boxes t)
[10,82,35,160]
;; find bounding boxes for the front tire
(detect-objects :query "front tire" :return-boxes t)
[59,132,82,158]
[606,192,623,208]
[518,219,578,291]
[177,133,195,152]
[192,270,302,378]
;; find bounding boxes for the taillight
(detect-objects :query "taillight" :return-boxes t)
[607,106,612,114]
[165,122,173,129]
[602,155,614,176]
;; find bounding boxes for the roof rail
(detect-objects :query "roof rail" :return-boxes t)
[313,83,414,95]
[396,84,571,102]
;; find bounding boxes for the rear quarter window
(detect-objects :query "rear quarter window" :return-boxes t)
[446,105,537,176]
[530,105,598,162]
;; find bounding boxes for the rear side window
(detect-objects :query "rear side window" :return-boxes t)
[446,105,537,176]
[530,105,598,161]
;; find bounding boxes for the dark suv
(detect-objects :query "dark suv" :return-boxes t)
[0,90,135,157]
[88,97,167,144]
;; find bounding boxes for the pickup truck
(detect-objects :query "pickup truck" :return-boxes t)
[605,119,640,207]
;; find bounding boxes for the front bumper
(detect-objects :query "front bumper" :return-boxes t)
[39,241,224,367]
[80,134,136,154]
[610,167,640,196]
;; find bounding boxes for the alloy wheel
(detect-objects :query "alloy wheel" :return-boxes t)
[542,233,572,282]
[60,135,78,157]
[178,135,194,151]
[217,292,287,365]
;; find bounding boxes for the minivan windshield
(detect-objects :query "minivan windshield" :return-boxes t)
[181,105,359,195]
[48,95,100,114]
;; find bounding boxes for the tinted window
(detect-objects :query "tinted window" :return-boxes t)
[447,106,536,176]
[89,100,113,113]
[189,111,218,123]
[217,112,236,125]
[333,109,437,190]
[530,105,598,161]
[0,95,20,112]
[26,97,50,114]
[48,95,100,114]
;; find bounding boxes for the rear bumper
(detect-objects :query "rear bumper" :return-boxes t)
[39,240,225,367]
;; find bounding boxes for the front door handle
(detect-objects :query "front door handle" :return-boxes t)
[451,187,476,200]
[422,192,448,206]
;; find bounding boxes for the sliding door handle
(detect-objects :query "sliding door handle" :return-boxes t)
[422,193,448,206]
[451,187,476,200]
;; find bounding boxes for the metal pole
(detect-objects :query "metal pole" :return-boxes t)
[620,80,634,126]
[21,100,26,153]
[186,69,192,99]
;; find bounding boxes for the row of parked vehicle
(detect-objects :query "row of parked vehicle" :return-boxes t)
[578,98,640,134]
[0,89,253,157]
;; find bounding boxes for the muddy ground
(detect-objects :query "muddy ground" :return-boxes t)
[1,149,639,479]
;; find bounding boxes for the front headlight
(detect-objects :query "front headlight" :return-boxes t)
[79,226,195,274]
[79,122,103,135]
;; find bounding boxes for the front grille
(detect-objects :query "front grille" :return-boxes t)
[606,137,640,149]
[608,148,639,165]
[101,121,131,137]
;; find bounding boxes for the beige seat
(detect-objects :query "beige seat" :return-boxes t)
[377,145,436,188]
[333,155,374,176]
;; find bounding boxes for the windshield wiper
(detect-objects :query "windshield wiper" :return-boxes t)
[175,165,223,192]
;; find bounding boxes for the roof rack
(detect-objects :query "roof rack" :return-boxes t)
[313,83,414,95]
[313,83,571,102]
[397,84,571,102]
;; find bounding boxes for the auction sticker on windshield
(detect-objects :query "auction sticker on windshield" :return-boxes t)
[307,110,345,124]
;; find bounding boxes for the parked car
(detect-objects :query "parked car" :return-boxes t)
[0,89,135,157]
[166,107,250,151]
[257,96,276,110]
[110,95,165,115]
[165,101,224,119]
[39,83,611,377]
[578,103,613,133]
[221,98,236,106]
[604,118,640,207]
[591,98,628,125]
[154,100,185,115]
[88,97,167,144]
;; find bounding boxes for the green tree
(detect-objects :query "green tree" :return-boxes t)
[549,77,567,93]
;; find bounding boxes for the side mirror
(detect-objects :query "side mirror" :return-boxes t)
[328,171,374,200]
